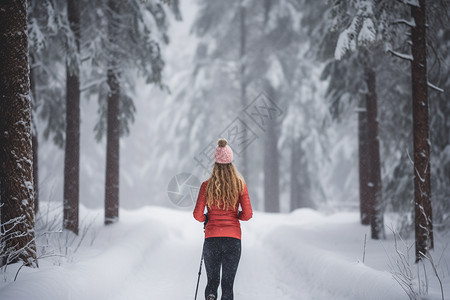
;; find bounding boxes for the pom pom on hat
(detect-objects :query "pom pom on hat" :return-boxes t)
[218,138,227,147]
[214,138,233,164]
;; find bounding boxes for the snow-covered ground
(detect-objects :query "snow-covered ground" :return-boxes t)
[0,203,448,300]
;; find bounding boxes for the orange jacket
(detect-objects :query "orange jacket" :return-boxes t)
[193,180,252,240]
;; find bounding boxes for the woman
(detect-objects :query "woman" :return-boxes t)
[193,138,253,300]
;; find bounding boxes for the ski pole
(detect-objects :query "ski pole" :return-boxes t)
[194,249,204,300]
[194,214,208,300]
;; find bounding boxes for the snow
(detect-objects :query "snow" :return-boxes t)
[266,55,284,90]
[1,203,449,300]
[335,28,356,60]
[358,18,376,45]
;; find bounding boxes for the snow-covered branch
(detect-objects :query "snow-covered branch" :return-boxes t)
[392,19,416,27]
[427,82,444,93]
[387,49,413,62]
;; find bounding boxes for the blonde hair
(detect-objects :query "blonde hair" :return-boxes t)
[206,163,244,210]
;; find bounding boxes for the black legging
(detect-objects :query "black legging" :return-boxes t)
[203,237,241,300]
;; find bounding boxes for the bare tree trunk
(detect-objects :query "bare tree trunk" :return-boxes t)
[29,54,39,214]
[410,0,433,262]
[0,0,37,267]
[364,65,384,240]
[239,0,248,179]
[104,68,120,225]
[358,99,370,225]
[104,0,120,225]
[264,86,279,212]
[63,0,80,234]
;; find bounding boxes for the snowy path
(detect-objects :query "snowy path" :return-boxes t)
[107,209,316,300]
[107,208,339,300]
[3,206,444,300]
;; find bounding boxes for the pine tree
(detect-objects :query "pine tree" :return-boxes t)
[0,0,37,267]
[328,0,385,238]
[377,0,443,261]
[82,0,177,224]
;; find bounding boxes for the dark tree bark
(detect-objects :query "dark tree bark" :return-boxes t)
[239,0,248,179]
[364,65,384,240]
[29,54,39,214]
[104,68,120,225]
[104,0,121,225]
[0,0,37,266]
[358,100,370,225]
[410,0,433,262]
[263,86,279,213]
[63,0,80,234]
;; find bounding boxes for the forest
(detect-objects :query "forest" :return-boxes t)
[0,0,449,299]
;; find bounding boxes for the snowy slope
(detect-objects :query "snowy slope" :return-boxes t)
[0,204,448,300]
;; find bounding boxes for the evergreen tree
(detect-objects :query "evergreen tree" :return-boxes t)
[81,0,179,224]
[28,0,82,232]
[327,0,386,239]
[374,0,447,261]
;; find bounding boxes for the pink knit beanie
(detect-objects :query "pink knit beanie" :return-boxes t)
[214,138,233,164]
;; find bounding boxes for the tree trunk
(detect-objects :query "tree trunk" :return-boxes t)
[29,54,39,214]
[358,99,370,225]
[63,0,80,235]
[104,0,121,224]
[104,68,120,225]
[290,138,301,211]
[264,86,279,212]
[290,137,313,211]
[364,65,384,240]
[0,0,37,267]
[410,0,433,262]
[239,0,248,179]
